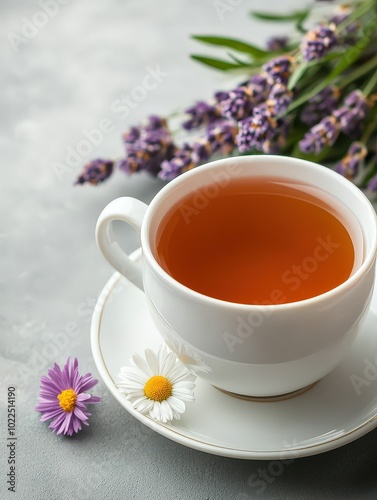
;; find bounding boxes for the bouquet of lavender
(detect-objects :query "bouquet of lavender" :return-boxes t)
[76,0,377,196]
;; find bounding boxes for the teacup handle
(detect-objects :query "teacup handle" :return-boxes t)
[95,197,148,291]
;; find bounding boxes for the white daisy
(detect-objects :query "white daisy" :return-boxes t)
[118,344,196,423]
[166,338,212,375]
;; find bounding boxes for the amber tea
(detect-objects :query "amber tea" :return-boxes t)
[155,177,355,304]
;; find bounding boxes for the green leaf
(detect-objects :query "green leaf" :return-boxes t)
[227,52,252,66]
[250,10,309,23]
[324,21,377,82]
[295,11,311,34]
[288,62,308,91]
[287,52,344,91]
[192,35,267,58]
[190,54,246,71]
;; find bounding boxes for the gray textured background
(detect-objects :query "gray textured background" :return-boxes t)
[1,0,377,498]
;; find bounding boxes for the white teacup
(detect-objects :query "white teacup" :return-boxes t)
[96,156,377,398]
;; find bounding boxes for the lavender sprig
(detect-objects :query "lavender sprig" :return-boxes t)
[76,0,377,198]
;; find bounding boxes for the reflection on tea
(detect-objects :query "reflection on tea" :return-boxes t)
[156,177,354,304]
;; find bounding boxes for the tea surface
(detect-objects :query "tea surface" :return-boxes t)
[155,177,355,304]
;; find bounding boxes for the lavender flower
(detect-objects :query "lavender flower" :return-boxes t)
[219,86,255,121]
[266,84,293,115]
[144,115,167,131]
[299,115,340,154]
[159,120,237,181]
[75,159,114,185]
[191,140,212,164]
[368,173,377,192]
[245,73,271,100]
[120,116,175,175]
[262,133,287,154]
[262,56,293,85]
[182,101,220,130]
[205,119,238,156]
[219,74,271,121]
[329,6,358,32]
[301,86,341,125]
[335,142,367,179]
[214,90,229,103]
[123,126,140,143]
[159,144,194,181]
[301,24,338,62]
[35,358,101,436]
[332,107,361,137]
[266,36,289,52]
[344,90,369,117]
[236,105,284,153]
[333,90,369,136]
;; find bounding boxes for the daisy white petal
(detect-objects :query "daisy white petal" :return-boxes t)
[134,398,154,414]
[150,401,163,422]
[158,349,176,376]
[167,396,186,414]
[161,400,174,422]
[166,338,212,374]
[145,348,159,374]
[117,344,196,423]
[131,352,154,377]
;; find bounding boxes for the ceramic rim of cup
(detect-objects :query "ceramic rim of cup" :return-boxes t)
[142,155,377,311]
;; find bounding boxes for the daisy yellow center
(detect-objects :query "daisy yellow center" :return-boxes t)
[144,376,172,402]
[57,389,77,412]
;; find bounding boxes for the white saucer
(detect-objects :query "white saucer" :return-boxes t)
[91,249,377,460]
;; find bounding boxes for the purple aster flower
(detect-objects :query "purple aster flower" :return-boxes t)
[368,173,377,192]
[262,56,293,85]
[120,116,175,175]
[182,101,221,130]
[299,115,340,154]
[301,86,341,125]
[266,36,289,52]
[75,159,114,186]
[159,144,194,181]
[236,105,281,153]
[335,142,367,179]
[219,86,255,121]
[301,24,338,62]
[35,358,101,436]
[266,83,293,115]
